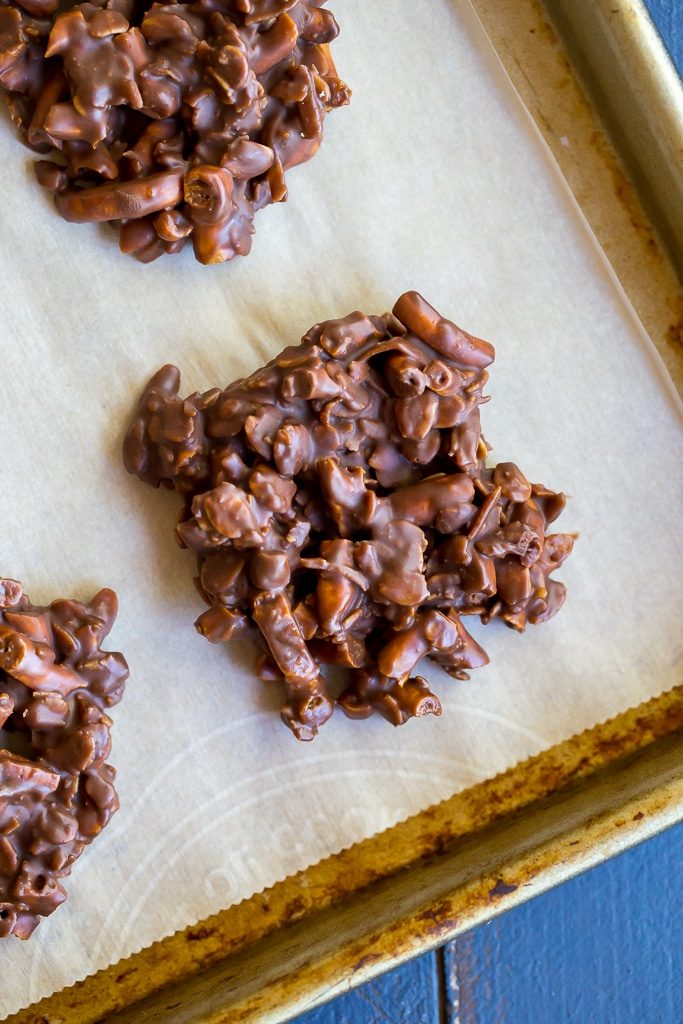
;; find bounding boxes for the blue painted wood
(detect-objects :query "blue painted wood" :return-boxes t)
[292,825,683,1024]
[644,0,683,74]
[443,824,683,1024]
[292,4,682,1022]
[294,949,441,1024]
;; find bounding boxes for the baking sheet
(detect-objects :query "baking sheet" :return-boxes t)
[1,0,682,1015]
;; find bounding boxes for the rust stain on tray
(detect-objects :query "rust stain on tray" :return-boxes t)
[185,926,216,943]
[352,953,382,973]
[283,897,308,923]
[666,315,683,351]
[488,879,519,899]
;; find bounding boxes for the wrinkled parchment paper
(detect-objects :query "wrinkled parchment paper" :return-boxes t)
[1,0,682,1015]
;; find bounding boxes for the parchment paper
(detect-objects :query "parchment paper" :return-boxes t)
[1,0,682,1015]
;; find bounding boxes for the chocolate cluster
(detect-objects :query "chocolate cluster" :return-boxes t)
[0,580,128,938]
[0,0,348,263]
[124,292,575,739]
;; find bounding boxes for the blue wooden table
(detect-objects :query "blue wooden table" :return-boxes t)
[294,4,683,1022]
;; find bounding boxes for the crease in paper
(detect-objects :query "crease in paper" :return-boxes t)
[0,0,681,1015]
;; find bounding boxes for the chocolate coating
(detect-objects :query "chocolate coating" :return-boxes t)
[0,0,348,263]
[0,580,128,938]
[124,292,575,739]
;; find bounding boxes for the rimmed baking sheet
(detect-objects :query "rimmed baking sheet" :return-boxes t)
[1,0,681,1016]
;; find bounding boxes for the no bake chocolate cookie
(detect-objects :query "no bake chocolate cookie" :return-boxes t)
[0,0,348,262]
[0,581,128,938]
[124,293,575,739]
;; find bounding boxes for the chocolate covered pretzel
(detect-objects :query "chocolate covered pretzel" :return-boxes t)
[124,293,575,738]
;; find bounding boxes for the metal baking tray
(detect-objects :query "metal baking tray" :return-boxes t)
[10,1,683,1021]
